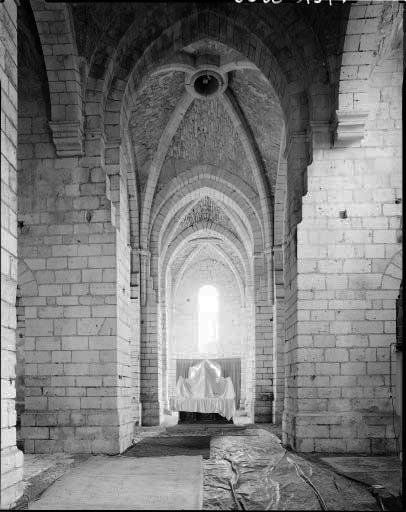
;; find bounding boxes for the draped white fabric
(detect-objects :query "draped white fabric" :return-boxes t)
[170,359,236,420]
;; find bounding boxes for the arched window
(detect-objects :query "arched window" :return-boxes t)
[198,285,219,352]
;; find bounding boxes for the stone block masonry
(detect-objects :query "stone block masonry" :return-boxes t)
[18,156,122,454]
[1,0,25,508]
[253,253,274,423]
[1,9,403,508]
[283,43,402,452]
[17,126,138,453]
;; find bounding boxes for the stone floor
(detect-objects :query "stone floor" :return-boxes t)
[14,425,403,510]
[27,455,203,510]
[14,453,90,509]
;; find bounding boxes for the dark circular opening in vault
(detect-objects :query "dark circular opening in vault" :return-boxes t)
[193,73,220,97]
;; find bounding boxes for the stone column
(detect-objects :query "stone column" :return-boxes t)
[160,301,169,412]
[253,251,273,423]
[140,250,162,425]
[272,245,285,424]
[281,130,312,449]
[130,249,141,426]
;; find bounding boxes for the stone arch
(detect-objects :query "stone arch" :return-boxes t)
[151,184,260,259]
[149,166,263,249]
[82,6,331,248]
[160,196,252,265]
[136,91,193,247]
[171,243,246,308]
[91,5,328,139]
[135,88,272,253]
[160,224,251,293]
[110,7,324,250]
[30,0,83,156]
[220,90,272,248]
[104,4,330,429]
[334,2,402,144]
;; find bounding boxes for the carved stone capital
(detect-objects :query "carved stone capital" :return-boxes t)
[333,109,369,145]
[49,121,84,157]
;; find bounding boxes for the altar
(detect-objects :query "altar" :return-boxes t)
[170,359,237,421]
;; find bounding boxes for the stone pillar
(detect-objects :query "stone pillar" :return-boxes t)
[140,250,162,425]
[17,128,135,455]
[272,246,285,424]
[1,0,25,507]
[253,251,273,423]
[129,250,141,426]
[285,109,402,452]
[160,302,170,412]
[282,128,319,449]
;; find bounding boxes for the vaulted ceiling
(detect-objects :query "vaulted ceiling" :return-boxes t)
[132,35,280,298]
[67,1,352,300]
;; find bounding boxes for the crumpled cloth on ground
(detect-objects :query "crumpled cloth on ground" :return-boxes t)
[170,360,236,420]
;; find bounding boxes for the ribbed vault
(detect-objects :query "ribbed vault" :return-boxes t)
[118,20,286,424]
[68,1,358,426]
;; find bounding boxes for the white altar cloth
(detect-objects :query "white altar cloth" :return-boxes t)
[170,359,236,420]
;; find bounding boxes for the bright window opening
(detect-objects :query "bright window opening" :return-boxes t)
[198,285,219,352]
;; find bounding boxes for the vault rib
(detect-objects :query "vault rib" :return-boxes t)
[140,92,194,249]
[220,90,273,250]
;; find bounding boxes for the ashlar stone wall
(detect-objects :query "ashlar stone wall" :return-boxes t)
[283,36,402,453]
[16,89,138,457]
[17,151,123,453]
[1,0,24,508]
